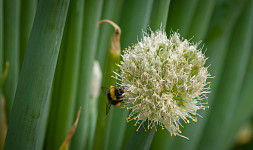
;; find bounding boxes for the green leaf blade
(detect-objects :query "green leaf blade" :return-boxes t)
[45,0,84,149]
[3,0,70,149]
[70,0,104,149]
[166,0,199,36]
[19,0,37,69]
[125,123,156,150]
[149,0,170,30]
[3,0,20,122]
[171,0,248,150]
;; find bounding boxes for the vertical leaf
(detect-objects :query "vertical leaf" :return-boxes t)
[149,0,170,30]
[3,0,70,149]
[202,1,253,149]
[45,0,84,149]
[93,20,121,150]
[219,1,253,149]
[0,0,3,146]
[0,0,3,74]
[166,0,199,36]
[70,0,104,149]
[223,47,253,150]
[95,0,124,73]
[3,0,20,121]
[19,0,37,68]
[125,123,157,150]
[37,93,51,150]
[197,0,250,149]
[186,0,217,41]
[171,0,248,150]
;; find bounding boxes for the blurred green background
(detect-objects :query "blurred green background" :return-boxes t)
[0,0,253,149]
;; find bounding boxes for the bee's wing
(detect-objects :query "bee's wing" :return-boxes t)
[106,102,112,115]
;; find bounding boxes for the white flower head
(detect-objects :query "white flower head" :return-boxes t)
[113,29,211,139]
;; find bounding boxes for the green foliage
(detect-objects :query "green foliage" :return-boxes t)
[3,0,20,122]
[45,0,84,149]
[3,0,70,149]
[1,0,253,149]
[126,123,156,150]
[70,0,104,150]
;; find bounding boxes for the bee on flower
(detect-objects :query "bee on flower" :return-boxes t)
[112,29,212,139]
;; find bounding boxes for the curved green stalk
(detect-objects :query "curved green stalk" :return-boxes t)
[223,46,253,149]
[186,0,217,41]
[93,49,120,150]
[70,0,103,149]
[166,0,199,36]
[195,0,248,149]
[171,0,248,150]
[3,0,20,122]
[92,19,122,150]
[0,1,3,146]
[45,0,84,149]
[149,0,170,30]
[3,0,70,149]
[216,1,253,149]
[0,0,3,77]
[19,0,37,69]
[125,123,157,150]
[95,0,124,73]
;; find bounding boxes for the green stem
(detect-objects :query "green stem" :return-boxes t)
[186,0,217,41]
[195,0,248,149]
[93,50,120,150]
[45,0,84,149]
[3,0,20,122]
[95,0,124,73]
[3,0,70,149]
[212,0,253,149]
[70,0,104,149]
[125,122,157,150]
[19,0,37,69]
[166,0,199,36]
[149,0,170,30]
[0,0,3,146]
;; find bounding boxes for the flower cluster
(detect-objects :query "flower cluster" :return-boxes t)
[113,30,211,139]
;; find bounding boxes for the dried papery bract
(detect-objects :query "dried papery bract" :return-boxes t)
[0,62,10,90]
[114,29,212,139]
[92,20,122,149]
[97,20,121,55]
[59,107,82,150]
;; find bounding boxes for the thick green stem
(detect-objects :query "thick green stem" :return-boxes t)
[45,0,84,149]
[70,0,103,149]
[19,0,37,69]
[3,0,20,122]
[125,122,157,150]
[3,0,70,149]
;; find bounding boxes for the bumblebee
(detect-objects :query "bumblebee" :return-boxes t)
[102,86,125,115]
